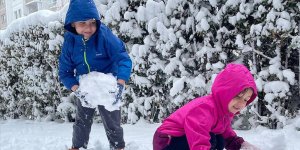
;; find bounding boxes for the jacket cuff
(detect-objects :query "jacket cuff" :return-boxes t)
[225,136,244,150]
[64,79,79,91]
[117,75,130,82]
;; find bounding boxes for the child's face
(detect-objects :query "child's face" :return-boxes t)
[228,89,253,114]
[73,19,97,39]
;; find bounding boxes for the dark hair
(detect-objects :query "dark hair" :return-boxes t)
[236,88,253,98]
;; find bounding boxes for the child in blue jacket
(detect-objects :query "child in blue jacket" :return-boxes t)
[58,0,132,150]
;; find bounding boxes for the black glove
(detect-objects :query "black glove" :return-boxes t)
[74,90,91,106]
[112,83,124,105]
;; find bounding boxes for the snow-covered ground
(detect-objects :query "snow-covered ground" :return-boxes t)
[0,119,157,150]
[1,117,300,150]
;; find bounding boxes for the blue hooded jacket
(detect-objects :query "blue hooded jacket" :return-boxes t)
[59,0,132,90]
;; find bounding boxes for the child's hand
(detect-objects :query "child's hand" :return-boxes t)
[74,89,92,107]
[74,89,87,100]
[241,141,260,150]
[112,83,124,105]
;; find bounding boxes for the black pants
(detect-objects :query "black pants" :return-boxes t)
[164,133,224,150]
[72,99,125,149]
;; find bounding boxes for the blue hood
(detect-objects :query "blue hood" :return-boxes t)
[64,0,101,34]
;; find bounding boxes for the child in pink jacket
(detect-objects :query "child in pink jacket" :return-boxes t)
[153,63,260,150]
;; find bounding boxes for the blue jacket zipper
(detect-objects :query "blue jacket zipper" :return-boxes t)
[82,39,91,73]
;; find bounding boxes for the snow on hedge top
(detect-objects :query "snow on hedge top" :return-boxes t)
[0,8,66,40]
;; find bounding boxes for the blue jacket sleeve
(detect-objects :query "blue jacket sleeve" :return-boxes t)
[103,25,132,82]
[58,33,79,90]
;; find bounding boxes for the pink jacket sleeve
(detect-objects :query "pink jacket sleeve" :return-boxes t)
[222,119,245,150]
[183,104,214,150]
[221,120,237,139]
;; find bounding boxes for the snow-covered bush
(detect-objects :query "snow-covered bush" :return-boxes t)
[103,0,299,128]
[0,11,67,120]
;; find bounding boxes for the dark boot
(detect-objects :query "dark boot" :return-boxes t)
[69,148,79,150]
[110,144,124,150]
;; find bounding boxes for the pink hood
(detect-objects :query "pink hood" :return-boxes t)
[157,63,257,150]
[212,63,257,116]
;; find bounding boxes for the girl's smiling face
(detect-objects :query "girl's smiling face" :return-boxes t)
[228,88,253,114]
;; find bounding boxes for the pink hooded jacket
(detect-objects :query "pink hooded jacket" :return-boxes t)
[156,63,257,150]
